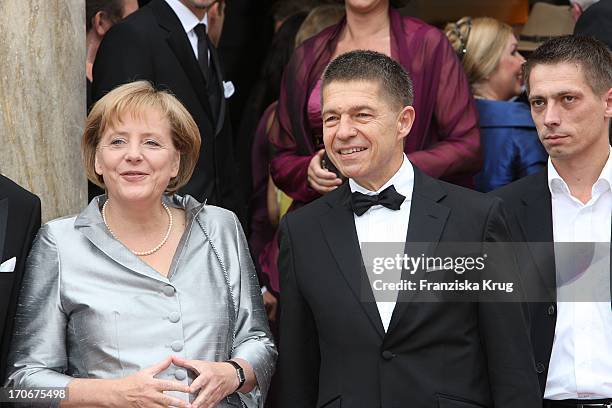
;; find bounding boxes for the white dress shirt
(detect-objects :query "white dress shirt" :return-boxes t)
[164,0,209,61]
[544,148,612,400]
[350,155,414,332]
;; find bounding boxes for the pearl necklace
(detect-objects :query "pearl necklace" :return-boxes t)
[102,200,173,256]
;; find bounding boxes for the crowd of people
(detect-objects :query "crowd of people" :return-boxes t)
[0,0,611,407]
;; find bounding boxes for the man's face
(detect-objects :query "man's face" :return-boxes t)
[321,80,414,190]
[528,62,612,162]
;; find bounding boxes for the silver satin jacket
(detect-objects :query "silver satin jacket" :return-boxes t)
[6,195,277,407]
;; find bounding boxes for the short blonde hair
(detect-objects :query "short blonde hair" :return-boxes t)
[444,17,514,87]
[82,81,201,194]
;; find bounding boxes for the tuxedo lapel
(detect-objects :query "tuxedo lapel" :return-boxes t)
[387,170,449,335]
[150,0,214,119]
[319,185,385,339]
[0,198,7,263]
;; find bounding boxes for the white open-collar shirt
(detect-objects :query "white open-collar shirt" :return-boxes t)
[545,147,612,400]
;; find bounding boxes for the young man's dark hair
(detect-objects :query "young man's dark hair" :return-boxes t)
[524,35,612,95]
[86,0,124,32]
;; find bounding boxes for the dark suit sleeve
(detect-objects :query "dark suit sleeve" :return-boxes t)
[91,21,155,103]
[278,216,320,407]
[0,192,41,381]
[477,199,541,408]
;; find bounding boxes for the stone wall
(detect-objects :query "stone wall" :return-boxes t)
[0,0,86,222]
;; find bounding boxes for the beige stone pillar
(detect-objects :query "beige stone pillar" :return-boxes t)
[0,0,86,222]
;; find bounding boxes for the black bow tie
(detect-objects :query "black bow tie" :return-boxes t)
[351,185,405,216]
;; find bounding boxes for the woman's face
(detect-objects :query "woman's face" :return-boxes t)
[486,34,526,100]
[94,107,180,205]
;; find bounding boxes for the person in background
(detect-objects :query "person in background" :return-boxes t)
[574,0,612,50]
[269,0,481,215]
[445,17,547,192]
[92,0,243,223]
[569,0,600,21]
[249,4,346,323]
[6,81,276,408]
[86,0,139,106]
[0,175,40,384]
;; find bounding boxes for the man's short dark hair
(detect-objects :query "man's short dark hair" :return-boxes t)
[322,50,414,109]
[86,0,124,32]
[524,35,612,95]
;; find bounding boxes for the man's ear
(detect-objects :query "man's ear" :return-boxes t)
[93,11,114,37]
[397,105,415,142]
[604,87,612,119]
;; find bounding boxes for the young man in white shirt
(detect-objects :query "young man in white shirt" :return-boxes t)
[494,35,612,407]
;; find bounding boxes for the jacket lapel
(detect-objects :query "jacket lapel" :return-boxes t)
[74,197,170,284]
[0,198,7,263]
[386,169,449,335]
[319,185,385,339]
[149,0,214,120]
[518,171,557,295]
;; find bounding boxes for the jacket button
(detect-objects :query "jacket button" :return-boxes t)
[536,362,545,373]
[171,340,184,352]
[381,350,395,360]
[162,285,175,297]
[547,304,555,316]
[175,369,187,380]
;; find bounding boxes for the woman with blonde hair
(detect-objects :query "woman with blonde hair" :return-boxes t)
[6,81,276,408]
[445,17,547,192]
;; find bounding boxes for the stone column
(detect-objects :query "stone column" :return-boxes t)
[0,0,86,222]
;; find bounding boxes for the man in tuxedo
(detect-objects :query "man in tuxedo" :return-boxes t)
[0,175,41,382]
[493,36,612,406]
[278,50,541,408]
[92,0,242,219]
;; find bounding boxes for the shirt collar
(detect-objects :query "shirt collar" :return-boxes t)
[349,154,414,201]
[164,0,207,33]
[547,146,612,197]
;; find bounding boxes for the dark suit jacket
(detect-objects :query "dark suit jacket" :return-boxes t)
[92,0,242,219]
[492,170,568,395]
[0,175,41,382]
[278,168,541,408]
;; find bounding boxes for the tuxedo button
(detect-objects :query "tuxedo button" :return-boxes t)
[381,350,395,360]
[547,304,555,316]
[162,285,175,297]
[535,362,545,373]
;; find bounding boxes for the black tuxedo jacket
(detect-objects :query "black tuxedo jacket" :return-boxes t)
[278,168,541,408]
[92,0,242,218]
[0,176,41,381]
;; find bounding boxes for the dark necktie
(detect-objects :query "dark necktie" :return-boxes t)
[194,23,209,78]
[351,185,405,216]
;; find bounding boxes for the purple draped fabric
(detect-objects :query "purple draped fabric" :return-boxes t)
[270,7,481,205]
